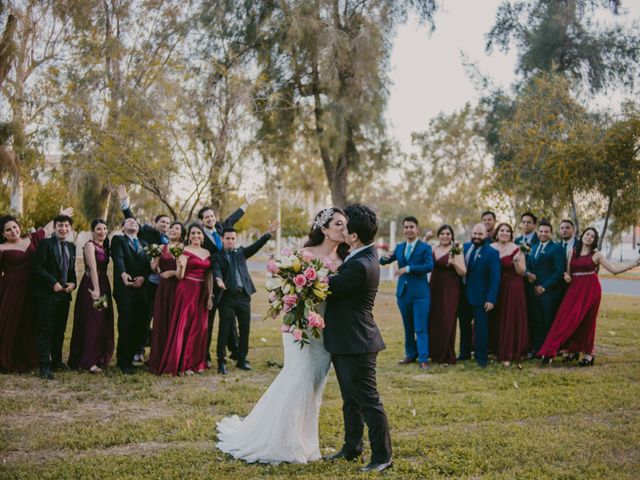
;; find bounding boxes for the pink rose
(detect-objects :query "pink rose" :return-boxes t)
[282,303,293,313]
[304,267,317,281]
[282,247,292,256]
[269,291,278,302]
[266,259,279,274]
[308,312,325,329]
[293,274,307,287]
[280,323,290,333]
[292,329,303,341]
[283,294,298,306]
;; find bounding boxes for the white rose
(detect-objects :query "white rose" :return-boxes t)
[279,256,293,268]
[317,268,329,278]
[265,276,283,291]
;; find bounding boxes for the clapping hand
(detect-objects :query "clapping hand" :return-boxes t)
[59,206,74,217]
[268,220,280,235]
[423,231,433,242]
[116,185,129,203]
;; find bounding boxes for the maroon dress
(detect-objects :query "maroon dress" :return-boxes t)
[156,251,211,375]
[492,248,528,362]
[148,245,178,374]
[429,252,461,364]
[538,252,601,357]
[0,230,45,372]
[68,241,114,370]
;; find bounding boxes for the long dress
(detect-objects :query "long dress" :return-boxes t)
[156,251,210,375]
[492,248,529,362]
[217,302,332,464]
[538,251,601,357]
[148,245,178,374]
[0,230,45,372]
[428,253,460,364]
[68,241,114,370]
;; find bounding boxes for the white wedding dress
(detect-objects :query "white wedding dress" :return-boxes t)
[216,303,332,464]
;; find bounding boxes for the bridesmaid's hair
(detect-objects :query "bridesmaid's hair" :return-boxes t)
[89,218,110,256]
[186,222,206,245]
[304,207,349,260]
[437,224,455,242]
[0,215,19,243]
[579,227,599,254]
[170,221,186,242]
[493,222,514,241]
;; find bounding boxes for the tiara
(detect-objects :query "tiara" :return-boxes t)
[313,208,334,230]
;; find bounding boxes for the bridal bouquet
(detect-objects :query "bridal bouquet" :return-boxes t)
[449,242,462,257]
[144,243,163,259]
[168,243,184,258]
[264,249,334,348]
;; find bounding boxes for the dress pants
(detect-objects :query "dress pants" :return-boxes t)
[332,353,392,464]
[458,285,474,360]
[138,280,158,354]
[217,290,251,363]
[207,305,239,362]
[396,294,430,362]
[471,305,489,366]
[115,287,149,369]
[36,292,71,367]
[530,290,561,353]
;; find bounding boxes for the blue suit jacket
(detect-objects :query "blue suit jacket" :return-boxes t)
[463,241,501,307]
[380,240,433,298]
[515,232,540,248]
[526,241,565,292]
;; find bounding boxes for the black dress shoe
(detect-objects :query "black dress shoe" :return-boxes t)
[540,356,553,366]
[39,367,54,380]
[217,363,227,375]
[398,357,417,365]
[324,451,362,462]
[578,355,595,367]
[236,362,252,371]
[229,352,238,361]
[119,365,135,375]
[52,361,70,372]
[360,460,393,472]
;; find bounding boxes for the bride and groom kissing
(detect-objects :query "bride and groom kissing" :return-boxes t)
[216,204,393,473]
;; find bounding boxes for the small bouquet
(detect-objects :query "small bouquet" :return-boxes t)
[168,243,184,258]
[144,243,163,259]
[265,250,334,348]
[449,242,462,257]
[93,294,109,311]
[519,241,532,255]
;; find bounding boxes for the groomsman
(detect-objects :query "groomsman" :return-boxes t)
[32,215,76,379]
[198,204,246,366]
[515,212,540,247]
[213,221,279,374]
[117,185,171,363]
[380,216,433,369]
[481,211,497,242]
[558,219,581,259]
[459,224,501,367]
[525,220,565,355]
[111,218,152,374]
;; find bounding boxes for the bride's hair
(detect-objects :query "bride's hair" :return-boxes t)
[304,207,349,260]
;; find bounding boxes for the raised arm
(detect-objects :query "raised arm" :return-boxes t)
[42,206,74,236]
[595,252,640,275]
[222,208,245,229]
[244,221,278,259]
[116,185,135,220]
[379,248,397,265]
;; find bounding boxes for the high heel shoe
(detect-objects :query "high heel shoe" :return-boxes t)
[578,356,594,367]
[562,352,579,363]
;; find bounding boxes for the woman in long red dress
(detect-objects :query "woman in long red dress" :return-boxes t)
[0,209,73,373]
[148,221,185,374]
[68,219,114,372]
[429,225,466,364]
[490,223,528,367]
[156,223,213,375]
[539,228,640,366]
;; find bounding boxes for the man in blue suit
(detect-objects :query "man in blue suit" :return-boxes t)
[459,223,501,367]
[380,216,433,369]
[515,212,540,248]
[525,219,565,355]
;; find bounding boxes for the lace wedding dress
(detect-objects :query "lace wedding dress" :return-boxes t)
[216,303,332,464]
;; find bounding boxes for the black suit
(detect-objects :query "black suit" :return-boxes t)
[202,208,245,362]
[323,245,391,464]
[111,234,152,370]
[32,236,77,368]
[212,233,271,365]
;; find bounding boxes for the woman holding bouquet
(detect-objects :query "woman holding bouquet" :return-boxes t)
[68,219,114,372]
[156,223,213,375]
[0,208,73,373]
[429,225,465,364]
[148,222,185,374]
[217,207,347,464]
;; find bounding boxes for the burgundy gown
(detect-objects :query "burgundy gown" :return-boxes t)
[538,251,601,357]
[148,245,178,374]
[492,248,528,362]
[0,230,45,372]
[156,251,211,375]
[68,241,114,370]
[429,252,461,364]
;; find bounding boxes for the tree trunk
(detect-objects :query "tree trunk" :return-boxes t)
[600,193,614,251]
[570,192,579,233]
[9,173,22,215]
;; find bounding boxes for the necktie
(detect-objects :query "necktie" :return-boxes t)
[59,240,69,286]
[404,243,413,261]
[535,243,544,259]
[227,250,243,291]
[132,238,139,253]
[160,234,169,245]
[213,231,222,250]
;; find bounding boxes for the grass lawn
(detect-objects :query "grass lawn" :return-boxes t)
[1,274,639,479]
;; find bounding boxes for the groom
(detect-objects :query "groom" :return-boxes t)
[323,204,392,473]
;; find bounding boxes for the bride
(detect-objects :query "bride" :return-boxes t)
[216,208,349,464]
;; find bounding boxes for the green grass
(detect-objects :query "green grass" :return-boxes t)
[1,280,639,479]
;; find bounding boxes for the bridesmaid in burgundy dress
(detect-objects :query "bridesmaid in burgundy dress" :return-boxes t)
[539,228,640,366]
[156,223,213,375]
[68,219,114,372]
[148,221,185,374]
[0,208,73,373]
[490,223,528,367]
[429,225,466,364]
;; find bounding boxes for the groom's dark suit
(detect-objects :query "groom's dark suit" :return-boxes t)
[324,245,392,464]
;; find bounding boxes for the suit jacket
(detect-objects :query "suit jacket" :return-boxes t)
[463,241,501,307]
[110,234,152,298]
[212,233,271,303]
[558,237,582,260]
[515,232,540,248]
[379,240,433,298]
[202,208,245,256]
[32,236,77,298]
[526,240,565,293]
[324,245,385,355]
[122,206,167,246]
